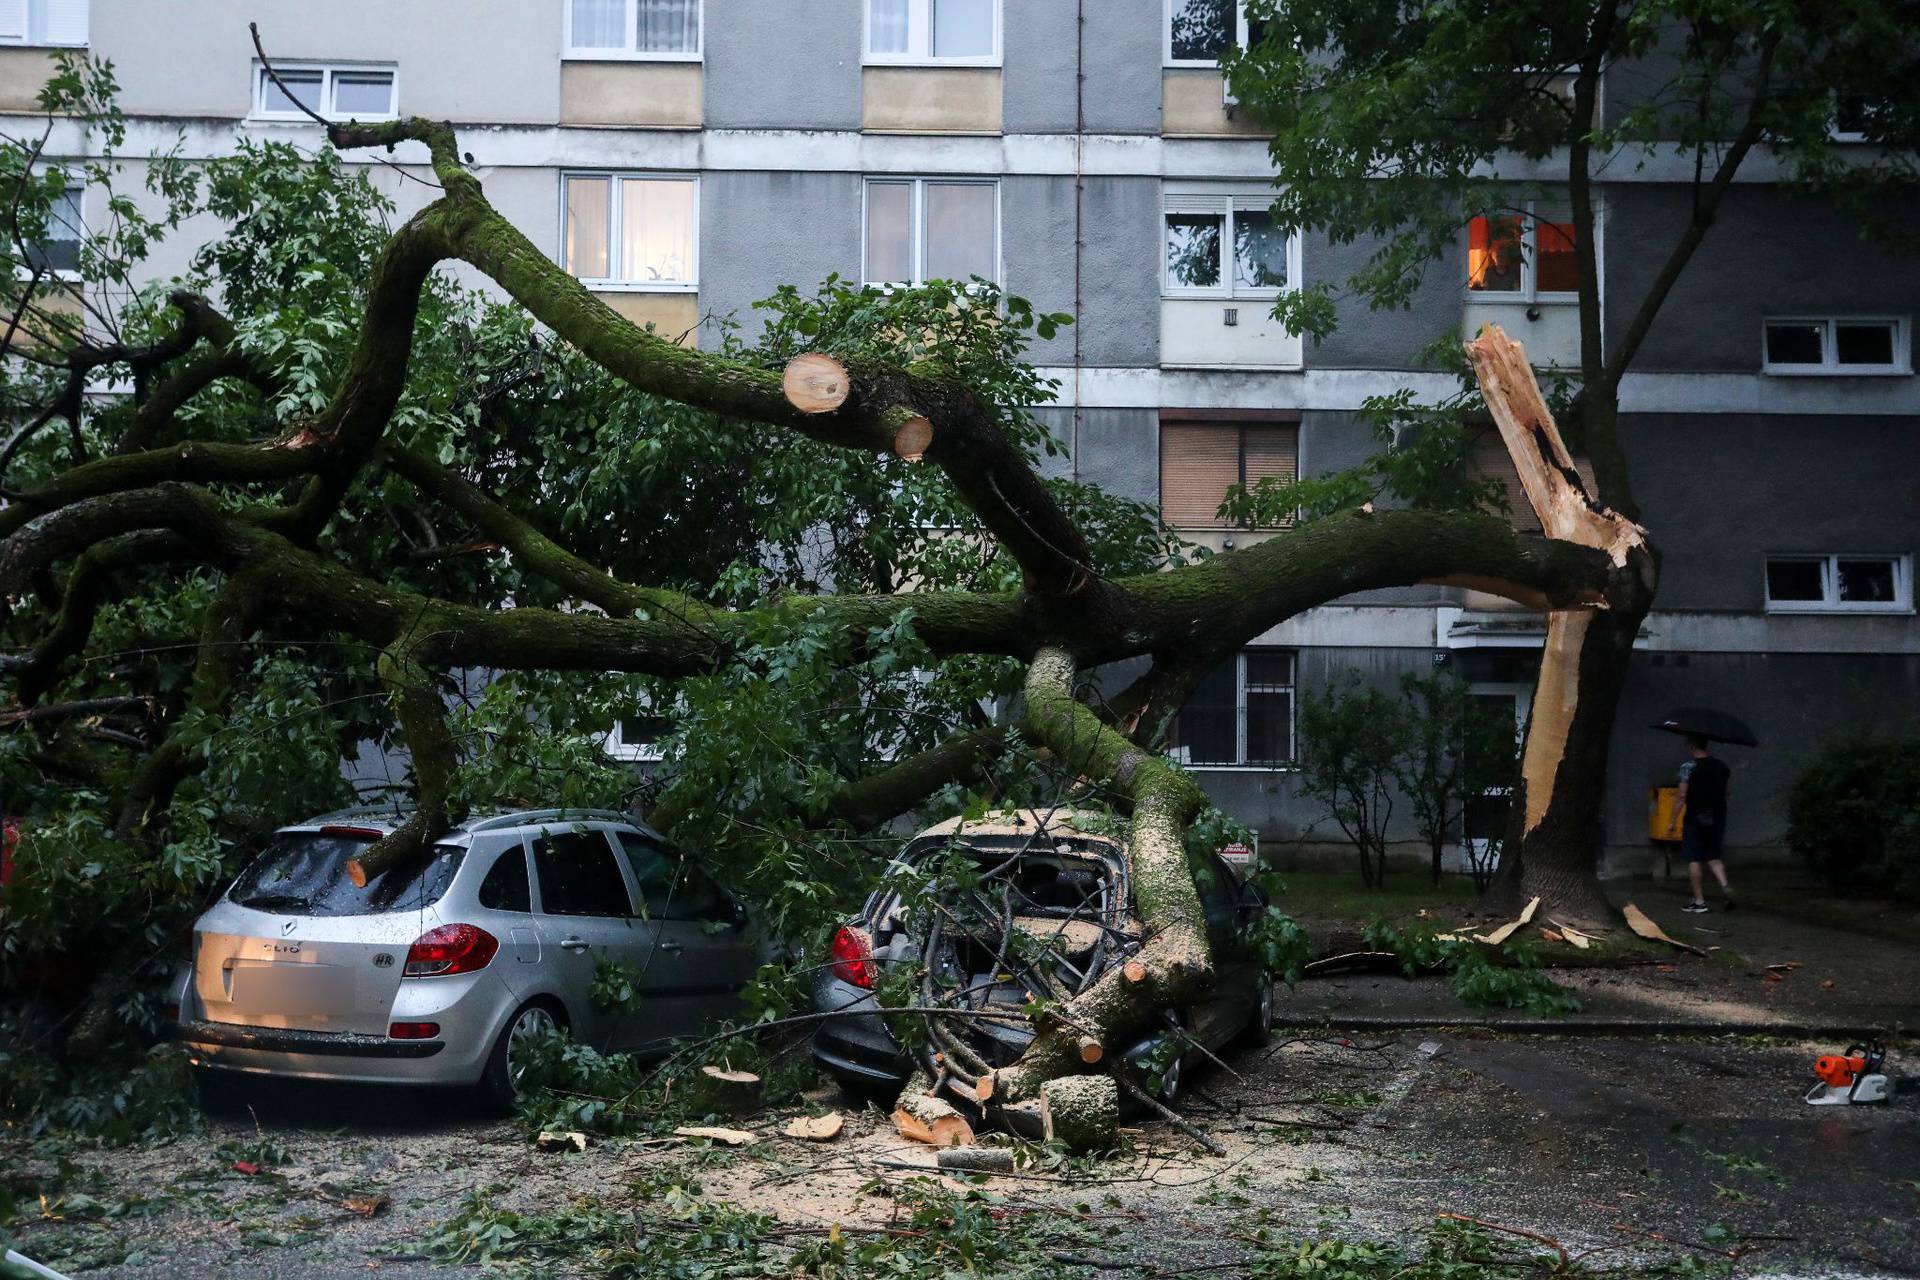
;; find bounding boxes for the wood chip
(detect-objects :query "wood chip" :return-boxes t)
[534,1130,590,1153]
[784,1113,844,1142]
[1478,896,1541,946]
[673,1125,758,1147]
[1557,923,1593,950]
[1622,902,1708,955]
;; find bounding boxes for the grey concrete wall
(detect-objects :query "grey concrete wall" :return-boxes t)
[1021,175,1161,367]
[1005,0,1163,134]
[92,0,561,122]
[704,0,861,131]
[1623,413,1920,612]
[1034,406,1159,503]
[1305,227,1465,370]
[1606,186,1920,373]
[696,170,862,345]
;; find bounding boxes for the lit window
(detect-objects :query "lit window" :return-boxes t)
[1762,317,1909,375]
[1165,0,1263,66]
[562,174,698,289]
[0,0,87,47]
[1159,417,1298,529]
[863,178,997,287]
[866,0,999,65]
[1169,650,1296,767]
[1764,554,1912,614]
[253,64,396,122]
[1164,194,1295,297]
[566,0,701,59]
[1466,202,1580,300]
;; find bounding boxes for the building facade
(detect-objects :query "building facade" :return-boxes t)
[6,0,1917,868]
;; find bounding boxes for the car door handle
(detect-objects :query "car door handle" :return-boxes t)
[558,937,590,953]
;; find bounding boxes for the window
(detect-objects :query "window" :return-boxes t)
[1762,317,1909,375]
[0,0,87,47]
[22,173,82,276]
[1165,0,1262,66]
[1764,554,1911,614]
[863,178,998,287]
[530,829,635,916]
[477,847,533,913]
[1169,650,1296,767]
[1159,416,1298,529]
[253,63,396,122]
[566,0,701,59]
[614,830,722,920]
[607,712,670,762]
[1466,203,1579,300]
[562,174,698,290]
[1831,94,1887,143]
[866,0,999,65]
[1164,194,1295,298]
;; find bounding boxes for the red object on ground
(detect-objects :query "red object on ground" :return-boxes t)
[232,1160,262,1176]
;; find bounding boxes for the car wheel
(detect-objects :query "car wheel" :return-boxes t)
[477,999,563,1113]
[1155,1010,1191,1106]
[1240,979,1275,1048]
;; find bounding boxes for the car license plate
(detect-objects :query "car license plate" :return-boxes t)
[229,964,351,1015]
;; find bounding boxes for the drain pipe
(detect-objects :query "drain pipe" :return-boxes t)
[1070,0,1084,483]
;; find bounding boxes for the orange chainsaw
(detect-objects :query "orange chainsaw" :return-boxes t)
[1805,1041,1891,1106]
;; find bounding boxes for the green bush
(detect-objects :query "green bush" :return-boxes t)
[1786,735,1920,900]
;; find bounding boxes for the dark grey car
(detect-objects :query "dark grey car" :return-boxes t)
[810,809,1274,1104]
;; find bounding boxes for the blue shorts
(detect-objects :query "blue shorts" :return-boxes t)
[1682,821,1724,862]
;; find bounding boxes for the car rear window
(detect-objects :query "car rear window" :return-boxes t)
[228,833,463,917]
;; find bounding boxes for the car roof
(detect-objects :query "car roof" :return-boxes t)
[283,805,645,838]
[912,807,1123,844]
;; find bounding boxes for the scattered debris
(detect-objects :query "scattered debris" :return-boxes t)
[783,1113,844,1142]
[1478,897,1541,946]
[893,1071,977,1148]
[936,1146,1018,1174]
[230,1160,262,1176]
[534,1130,590,1154]
[1556,922,1594,950]
[1623,902,1708,955]
[673,1126,758,1147]
[313,1188,391,1218]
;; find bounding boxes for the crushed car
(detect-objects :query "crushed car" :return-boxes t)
[812,808,1273,1106]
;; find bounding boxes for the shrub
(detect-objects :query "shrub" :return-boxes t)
[1786,735,1920,900]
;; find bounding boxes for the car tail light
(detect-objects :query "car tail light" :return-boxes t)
[404,924,498,977]
[828,925,875,989]
[388,1021,440,1040]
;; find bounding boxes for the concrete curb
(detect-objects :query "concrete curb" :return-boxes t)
[1270,1014,1903,1039]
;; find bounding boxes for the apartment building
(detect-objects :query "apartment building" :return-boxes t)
[5,0,1916,866]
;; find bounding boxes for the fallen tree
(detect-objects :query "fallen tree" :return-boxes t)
[4,50,1630,1112]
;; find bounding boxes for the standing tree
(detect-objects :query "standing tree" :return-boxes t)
[1295,673,1409,888]
[1228,0,1920,916]
[1396,670,1521,888]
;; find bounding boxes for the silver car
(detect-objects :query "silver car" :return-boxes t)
[171,806,762,1107]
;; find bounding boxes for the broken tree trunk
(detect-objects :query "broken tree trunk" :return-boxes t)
[892,1072,976,1148]
[1465,325,1657,929]
[699,1065,764,1115]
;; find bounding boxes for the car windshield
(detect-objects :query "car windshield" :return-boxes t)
[227,832,463,917]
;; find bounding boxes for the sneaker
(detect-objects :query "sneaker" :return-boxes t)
[1681,901,1710,914]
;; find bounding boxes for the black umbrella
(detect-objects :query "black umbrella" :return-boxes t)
[1649,707,1759,748]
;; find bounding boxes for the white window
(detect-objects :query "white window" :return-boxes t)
[1465,202,1581,301]
[863,178,998,287]
[22,172,82,277]
[1765,554,1912,614]
[0,0,87,47]
[1163,193,1296,299]
[1831,95,1884,143]
[1168,650,1296,768]
[606,712,669,762]
[253,64,397,122]
[865,0,1000,66]
[566,0,701,60]
[1762,317,1909,376]
[562,173,698,290]
[1165,0,1258,66]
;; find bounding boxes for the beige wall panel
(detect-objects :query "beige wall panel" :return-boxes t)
[0,48,63,114]
[861,67,1001,134]
[596,291,698,341]
[1161,70,1266,137]
[560,62,703,129]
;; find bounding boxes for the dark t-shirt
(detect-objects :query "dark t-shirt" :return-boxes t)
[1679,755,1730,829]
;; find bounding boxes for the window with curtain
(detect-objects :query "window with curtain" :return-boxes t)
[1466,202,1581,299]
[866,0,998,62]
[864,178,997,286]
[563,174,698,288]
[1158,418,1299,529]
[568,0,700,56]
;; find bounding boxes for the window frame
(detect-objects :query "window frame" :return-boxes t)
[1163,0,1254,68]
[1169,648,1298,770]
[860,176,1001,289]
[1760,316,1911,377]
[251,62,399,123]
[18,166,84,282]
[1162,190,1299,301]
[1763,553,1913,615]
[559,171,701,293]
[0,0,88,48]
[1463,200,1582,305]
[605,711,668,762]
[563,0,704,62]
[863,0,1003,67]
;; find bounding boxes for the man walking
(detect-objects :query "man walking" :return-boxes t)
[1677,735,1734,913]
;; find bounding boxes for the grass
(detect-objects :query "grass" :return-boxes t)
[1272,871,1482,929]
